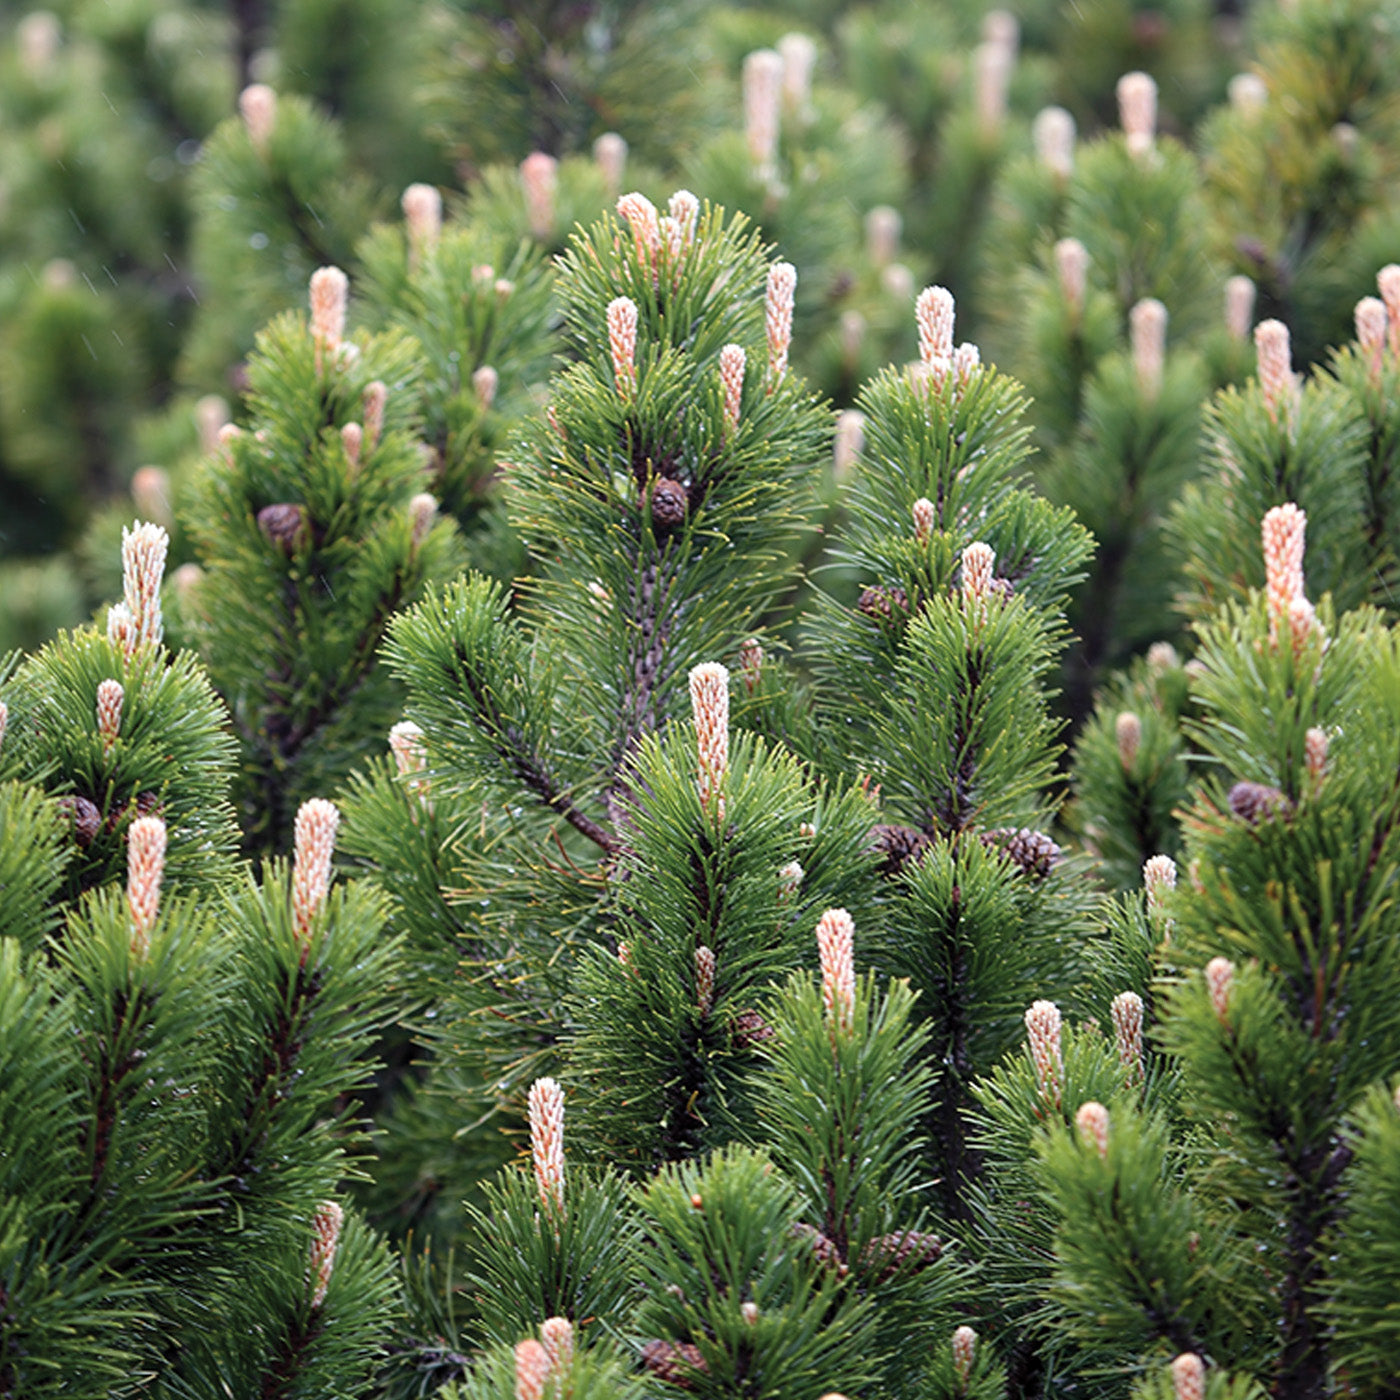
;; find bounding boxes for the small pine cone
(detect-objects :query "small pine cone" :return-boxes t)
[640,1340,707,1387]
[59,795,102,847]
[866,823,931,877]
[1228,780,1291,825]
[982,828,1061,879]
[731,1009,776,1049]
[105,793,159,833]
[857,585,909,623]
[792,1222,847,1274]
[258,503,307,554]
[650,478,688,530]
[860,1229,942,1282]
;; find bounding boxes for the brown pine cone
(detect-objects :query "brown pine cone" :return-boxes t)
[860,1229,943,1283]
[731,1009,776,1049]
[57,795,101,847]
[104,791,162,834]
[257,503,307,554]
[640,1340,707,1386]
[1229,780,1291,825]
[650,478,688,530]
[981,827,1061,879]
[867,823,931,877]
[857,585,909,623]
[792,1222,847,1274]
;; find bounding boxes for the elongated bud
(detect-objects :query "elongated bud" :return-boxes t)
[1112,991,1144,1084]
[308,1200,343,1309]
[882,262,915,303]
[916,285,956,370]
[107,602,134,655]
[409,493,437,551]
[1056,238,1088,318]
[766,262,797,383]
[690,663,730,820]
[310,266,348,374]
[1033,105,1075,178]
[195,394,228,456]
[1025,1000,1063,1108]
[720,344,746,434]
[617,190,661,267]
[608,296,638,396]
[121,521,169,656]
[778,860,803,896]
[473,364,499,411]
[17,12,62,76]
[239,83,277,153]
[594,132,627,193]
[1254,319,1298,425]
[833,409,864,480]
[1305,726,1328,783]
[1225,275,1256,342]
[913,496,936,544]
[362,380,387,449]
[983,8,1019,49]
[1130,298,1167,401]
[961,541,995,610]
[1379,264,1400,358]
[974,39,1013,137]
[1171,1353,1205,1400]
[389,720,425,775]
[216,422,242,463]
[402,182,442,265]
[952,1325,977,1385]
[779,32,817,116]
[1116,711,1142,770]
[1289,594,1318,654]
[340,422,362,472]
[866,205,901,265]
[1117,71,1157,159]
[127,815,166,957]
[817,908,856,1036]
[292,798,339,942]
[520,153,557,241]
[130,467,172,530]
[668,189,700,247]
[96,678,124,757]
[696,946,716,1016]
[954,343,981,388]
[1076,1100,1110,1159]
[742,1301,759,1325]
[515,1339,551,1400]
[528,1077,566,1217]
[1206,957,1234,1024]
[1356,296,1387,383]
[541,1317,574,1375]
[1262,502,1306,630]
[840,310,865,367]
[740,637,763,691]
[1229,72,1267,114]
[389,720,430,807]
[743,48,783,171]
[1144,854,1177,932]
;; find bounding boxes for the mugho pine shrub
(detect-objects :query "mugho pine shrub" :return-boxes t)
[3,23,1400,1397]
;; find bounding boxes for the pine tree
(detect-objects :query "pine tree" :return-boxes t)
[176,262,464,851]
[1031,502,1400,1396]
[0,530,405,1396]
